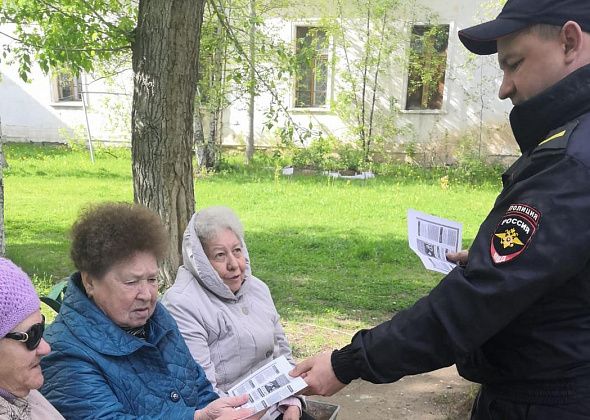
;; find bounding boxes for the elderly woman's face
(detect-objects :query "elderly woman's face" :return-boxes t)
[82,251,159,328]
[0,310,50,397]
[204,228,246,293]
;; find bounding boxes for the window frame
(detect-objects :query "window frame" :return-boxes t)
[401,22,452,114]
[50,71,85,104]
[291,23,332,112]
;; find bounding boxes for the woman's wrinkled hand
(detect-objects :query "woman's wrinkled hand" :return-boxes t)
[195,394,259,420]
[281,404,301,420]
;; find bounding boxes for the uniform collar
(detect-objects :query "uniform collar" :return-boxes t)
[510,64,590,153]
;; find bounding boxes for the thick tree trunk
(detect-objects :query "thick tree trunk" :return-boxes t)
[131,0,205,287]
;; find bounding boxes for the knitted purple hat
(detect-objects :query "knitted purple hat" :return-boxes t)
[0,258,40,338]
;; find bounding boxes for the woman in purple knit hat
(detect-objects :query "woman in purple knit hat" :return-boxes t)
[0,257,63,419]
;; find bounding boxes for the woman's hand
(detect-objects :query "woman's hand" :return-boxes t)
[281,405,301,420]
[195,394,256,420]
[278,396,302,420]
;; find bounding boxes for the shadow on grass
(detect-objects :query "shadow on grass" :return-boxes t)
[8,220,459,328]
[6,219,74,281]
[4,143,132,181]
[5,143,72,159]
[246,227,445,323]
[5,143,129,160]
[5,167,132,181]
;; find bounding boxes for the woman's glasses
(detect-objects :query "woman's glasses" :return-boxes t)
[4,315,45,350]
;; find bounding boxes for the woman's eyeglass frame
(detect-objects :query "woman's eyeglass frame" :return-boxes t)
[4,315,45,351]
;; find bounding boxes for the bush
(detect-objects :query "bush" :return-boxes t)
[336,142,365,172]
[291,136,339,170]
[214,136,505,187]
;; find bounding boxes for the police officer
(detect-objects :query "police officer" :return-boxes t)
[291,0,590,418]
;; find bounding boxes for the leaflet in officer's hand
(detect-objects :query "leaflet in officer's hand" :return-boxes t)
[407,209,463,274]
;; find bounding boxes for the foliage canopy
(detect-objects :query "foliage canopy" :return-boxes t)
[1,0,136,80]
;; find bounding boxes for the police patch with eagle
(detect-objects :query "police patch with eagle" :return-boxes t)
[491,204,541,264]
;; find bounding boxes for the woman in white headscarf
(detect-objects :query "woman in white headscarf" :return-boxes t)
[163,207,305,420]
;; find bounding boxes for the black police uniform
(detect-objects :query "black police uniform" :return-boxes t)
[331,64,590,419]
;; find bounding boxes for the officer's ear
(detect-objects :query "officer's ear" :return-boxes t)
[560,21,584,65]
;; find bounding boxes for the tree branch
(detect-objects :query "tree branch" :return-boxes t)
[337,0,363,134]
[367,12,387,160]
[0,30,130,53]
[209,0,313,143]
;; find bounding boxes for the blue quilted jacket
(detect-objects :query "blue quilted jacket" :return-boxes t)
[40,273,218,419]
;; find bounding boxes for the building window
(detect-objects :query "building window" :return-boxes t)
[52,72,83,102]
[294,26,328,108]
[405,24,449,111]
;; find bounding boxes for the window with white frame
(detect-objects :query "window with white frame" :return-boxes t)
[51,72,83,102]
[405,24,449,111]
[294,26,328,108]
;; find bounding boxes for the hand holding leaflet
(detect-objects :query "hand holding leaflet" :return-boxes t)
[407,209,463,274]
[228,355,307,417]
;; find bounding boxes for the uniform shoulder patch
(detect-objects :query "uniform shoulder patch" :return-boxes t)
[490,203,541,264]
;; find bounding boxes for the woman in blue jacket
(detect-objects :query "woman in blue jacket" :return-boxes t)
[40,203,260,420]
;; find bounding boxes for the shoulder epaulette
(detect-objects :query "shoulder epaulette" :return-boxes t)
[534,120,579,153]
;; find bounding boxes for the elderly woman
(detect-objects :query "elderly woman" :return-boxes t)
[162,207,304,420]
[0,258,63,419]
[40,203,258,420]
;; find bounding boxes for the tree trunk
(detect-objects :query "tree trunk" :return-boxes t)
[131,0,205,287]
[246,0,256,163]
[195,108,219,170]
[194,107,207,169]
[208,110,220,166]
[0,118,5,256]
[195,22,224,171]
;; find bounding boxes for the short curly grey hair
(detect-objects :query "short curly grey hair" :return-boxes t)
[195,206,245,244]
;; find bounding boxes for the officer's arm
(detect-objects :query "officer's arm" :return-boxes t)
[331,155,590,384]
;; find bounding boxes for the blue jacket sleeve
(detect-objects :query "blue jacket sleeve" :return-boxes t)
[41,350,198,420]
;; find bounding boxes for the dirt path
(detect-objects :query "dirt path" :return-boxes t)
[308,366,476,420]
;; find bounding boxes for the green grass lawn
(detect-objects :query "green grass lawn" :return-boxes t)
[4,143,502,357]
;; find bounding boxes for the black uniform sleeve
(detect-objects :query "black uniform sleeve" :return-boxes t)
[332,152,590,384]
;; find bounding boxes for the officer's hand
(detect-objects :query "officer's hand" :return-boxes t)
[289,351,346,397]
[446,249,469,266]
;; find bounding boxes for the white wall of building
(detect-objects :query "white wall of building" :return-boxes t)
[218,0,515,157]
[0,63,133,144]
[0,23,133,145]
[1,0,516,157]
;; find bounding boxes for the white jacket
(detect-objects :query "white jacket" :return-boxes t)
[0,390,64,420]
[162,215,299,418]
